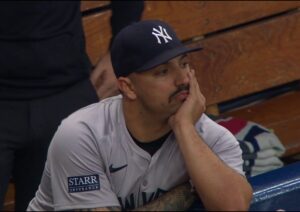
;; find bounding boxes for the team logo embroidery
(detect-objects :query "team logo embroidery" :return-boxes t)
[68,174,100,193]
[152,25,172,44]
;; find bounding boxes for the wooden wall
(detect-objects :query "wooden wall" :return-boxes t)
[82,1,300,103]
[80,1,300,158]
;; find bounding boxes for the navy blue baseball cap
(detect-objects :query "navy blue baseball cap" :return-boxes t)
[111,20,202,77]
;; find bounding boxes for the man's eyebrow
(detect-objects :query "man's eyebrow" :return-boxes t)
[179,54,187,61]
[165,54,187,65]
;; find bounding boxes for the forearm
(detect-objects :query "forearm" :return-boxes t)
[73,206,120,211]
[72,183,194,212]
[132,182,196,211]
[173,123,252,211]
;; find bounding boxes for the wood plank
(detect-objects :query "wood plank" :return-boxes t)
[206,104,220,116]
[187,11,300,105]
[82,11,112,65]
[223,90,300,158]
[142,1,300,40]
[81,0,110,12]
[3,182,15,211]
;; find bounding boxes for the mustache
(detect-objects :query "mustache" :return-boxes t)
[168,84,190,102]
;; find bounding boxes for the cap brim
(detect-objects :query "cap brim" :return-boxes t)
[137,46,202,73]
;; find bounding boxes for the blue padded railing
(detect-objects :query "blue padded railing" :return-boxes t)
[189,161,300,211]
[248,161,300,211]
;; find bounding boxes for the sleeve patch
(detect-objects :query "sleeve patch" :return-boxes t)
[68,174,100,193]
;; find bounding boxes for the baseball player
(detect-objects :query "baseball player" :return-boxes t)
[27,20,252,211]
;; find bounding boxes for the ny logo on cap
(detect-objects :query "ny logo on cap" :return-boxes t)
[152,25,172,44]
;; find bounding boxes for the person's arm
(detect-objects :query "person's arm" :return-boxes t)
[73,206,121,211]
[90,1,144,100]
[133,182,196,211]
[168,69,253,211]
[90,53,119,99]
[72,182,196,211]
[110,1,144,46]
[48,117,121,211]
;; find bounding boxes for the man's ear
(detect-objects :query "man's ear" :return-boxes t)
[117,77,137,100]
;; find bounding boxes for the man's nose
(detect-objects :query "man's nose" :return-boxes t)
[174,67,189,86]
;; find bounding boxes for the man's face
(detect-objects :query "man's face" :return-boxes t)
[128,54,191,118]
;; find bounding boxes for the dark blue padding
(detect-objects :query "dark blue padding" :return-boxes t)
[249,161,300,211]
[189,161,300,211]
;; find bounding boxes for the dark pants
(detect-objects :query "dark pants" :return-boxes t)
[0,80,97,210]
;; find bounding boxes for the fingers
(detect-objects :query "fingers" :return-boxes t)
[188,69,201,95]
[188,69,206,110]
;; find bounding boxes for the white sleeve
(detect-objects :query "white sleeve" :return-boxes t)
[47,119,120,211]
[212,129,245,176]
[199,114,245,176]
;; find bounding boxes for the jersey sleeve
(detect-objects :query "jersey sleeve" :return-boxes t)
[213,129,245,176]
[199,114,245,176]
[47,118,120,210]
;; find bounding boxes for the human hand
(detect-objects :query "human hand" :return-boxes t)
[90,53,119,99]
[168,69,206,129]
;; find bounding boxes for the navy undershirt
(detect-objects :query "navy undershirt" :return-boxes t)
[129,131,172,156]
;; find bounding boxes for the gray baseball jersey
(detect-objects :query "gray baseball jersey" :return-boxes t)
[27,95,244,211]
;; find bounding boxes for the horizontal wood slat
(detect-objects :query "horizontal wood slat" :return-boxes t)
[223,90,300,158]
[82,11,112,65]
[80,0,110,12]
[142,1,300,41]
[187,11,300,105]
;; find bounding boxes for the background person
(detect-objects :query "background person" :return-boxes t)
[0,1,144,210]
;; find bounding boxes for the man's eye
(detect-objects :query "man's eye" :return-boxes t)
[155,69,168,76]
[181,62,189,68]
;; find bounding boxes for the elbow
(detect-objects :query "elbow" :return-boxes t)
[230,178,253,211]
[241,181,254,210]
[229,197,252,211]
[208,186,253,211]
[227,185,253,211]
[213,197,252,211]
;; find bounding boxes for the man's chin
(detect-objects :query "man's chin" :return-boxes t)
[169,102,183,114]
